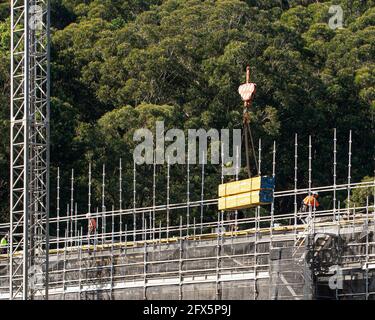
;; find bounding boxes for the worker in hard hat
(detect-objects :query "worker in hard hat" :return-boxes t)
[89,218,97,234]
[88,217,97,245]
[301,192,320,212]
[0,233,9,254]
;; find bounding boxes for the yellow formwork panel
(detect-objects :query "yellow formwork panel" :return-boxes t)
[218,184,227,197]
[218,197,226,210]
[218,176,273,197]
[219,178,252,197]
[218,190,272,211]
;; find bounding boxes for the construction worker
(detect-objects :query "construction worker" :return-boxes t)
[301,191,320,212]
[0,233,9,254]
[89,218,97,234]
[88,217,97,245]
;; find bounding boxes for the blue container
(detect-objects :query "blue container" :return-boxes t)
[259,190,274,203]
[260,176,275,190]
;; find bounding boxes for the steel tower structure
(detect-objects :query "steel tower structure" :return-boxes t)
[10,0,50,299]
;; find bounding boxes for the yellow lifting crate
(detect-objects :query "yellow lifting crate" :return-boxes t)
[218,176,275,197]
[218,189,274,211]
[218,176,275,211]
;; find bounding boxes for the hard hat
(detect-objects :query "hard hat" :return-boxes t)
[312,191,319,196]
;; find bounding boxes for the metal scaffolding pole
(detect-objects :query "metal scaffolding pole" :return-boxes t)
[186,148,190,236]
[200,152,205,235]
[270,141,276,243]
[253,138,262,300]
[152,152,156,241]
[133,160,137,241]
[347,130,352,216]
[365,197,369,300]
[333,129,337,217]
[101,164,106,210]
[234,145,239,232]
[167,158,170,239]
[294,134,298,233]
[179,216,183,300]
[78,229,82,300]
[308,135,313,230]
[119,159,123,243]
[70,169,74,244]
[56,167,60,251]
[88,162,92,216]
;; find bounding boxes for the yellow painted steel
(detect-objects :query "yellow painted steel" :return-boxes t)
[218,176,274,211]
[218,176,273,197]
[218,190,269,210]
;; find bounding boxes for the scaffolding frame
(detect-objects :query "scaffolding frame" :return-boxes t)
[9,0,50,300]
[1,127,374,299]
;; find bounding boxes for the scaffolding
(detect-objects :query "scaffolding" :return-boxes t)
[9,0,50,300]
[0,129,374,300]
[5,1,374,300]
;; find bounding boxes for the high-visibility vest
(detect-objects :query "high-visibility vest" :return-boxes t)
[89,218,97,231]
[0,238,7,246]
[303,195,320,208]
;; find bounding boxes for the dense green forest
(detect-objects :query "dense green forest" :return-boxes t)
[0,0,374,224]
